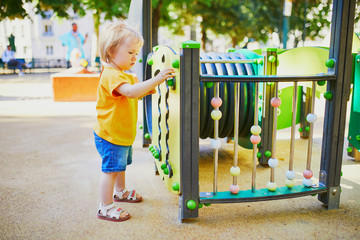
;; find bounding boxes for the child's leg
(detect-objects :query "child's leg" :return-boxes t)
[100,172,118,205]
[99,172,129,219]
[114,171,125,192]
[114,171,142,200]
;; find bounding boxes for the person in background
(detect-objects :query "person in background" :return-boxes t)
[1,45,26,76]
[59,23,88,68]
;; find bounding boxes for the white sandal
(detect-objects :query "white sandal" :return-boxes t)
[113,188,142,203]
[97,203,130,222]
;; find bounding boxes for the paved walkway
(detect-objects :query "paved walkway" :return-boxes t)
[0,72,359,239]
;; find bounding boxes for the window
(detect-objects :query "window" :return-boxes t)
[43,24,53,36]
[46,46,53,55]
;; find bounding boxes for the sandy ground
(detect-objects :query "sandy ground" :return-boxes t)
[0,72,360,240]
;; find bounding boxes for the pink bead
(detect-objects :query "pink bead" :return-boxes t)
[270,97,281,107]
[303,169,313,179]
[230,184,240,194]
[211,97,223,108]
[250,135,261,144]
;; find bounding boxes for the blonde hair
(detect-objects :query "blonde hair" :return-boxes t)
[98,21,144,63]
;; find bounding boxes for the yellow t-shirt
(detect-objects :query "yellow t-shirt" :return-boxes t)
[94,66,138,146]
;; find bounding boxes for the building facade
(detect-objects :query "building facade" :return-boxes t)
[0,5,94,67]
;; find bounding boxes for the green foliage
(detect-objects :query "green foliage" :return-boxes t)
[1,0,32,20]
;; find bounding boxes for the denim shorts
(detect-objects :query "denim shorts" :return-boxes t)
[94,132,132,173]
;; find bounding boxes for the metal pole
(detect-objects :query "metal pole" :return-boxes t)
[306,81,316,170]
[213,83,220,194]
[233,82,240,185]
[289,82,298,171]
[252,82,259,192]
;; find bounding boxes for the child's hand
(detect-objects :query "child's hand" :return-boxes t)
[154,68,175,84]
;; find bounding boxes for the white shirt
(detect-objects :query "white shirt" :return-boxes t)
[2,50,15,63]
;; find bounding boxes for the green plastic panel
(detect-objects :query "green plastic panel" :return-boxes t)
[180,40,201,49]
[348,53,360,151]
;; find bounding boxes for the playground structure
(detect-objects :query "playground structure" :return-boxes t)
[138,0,357,221]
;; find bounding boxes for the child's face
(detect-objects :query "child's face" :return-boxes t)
[110,38,141,71]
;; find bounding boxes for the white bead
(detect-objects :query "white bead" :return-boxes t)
[285,179,295,188]
[210,139,221,149]
[286,170,296,180]
[306,113,317,123]
[250,125,262,135]
[303,178,313,187]
[230,166,241,176]
[267,181,277,191]
[268,158,279,168]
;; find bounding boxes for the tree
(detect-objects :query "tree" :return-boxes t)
[0,0,84,20]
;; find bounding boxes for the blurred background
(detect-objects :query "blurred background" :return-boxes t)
[0,0,359,71]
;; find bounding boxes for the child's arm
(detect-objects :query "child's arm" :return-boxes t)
[138,88,156,99]
[116,68,175,98]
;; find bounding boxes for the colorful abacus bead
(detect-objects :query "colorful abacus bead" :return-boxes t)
[230,184,240,194]
[250,135,261,144]
[306,113,317,123]
[268,158,279,168]
[211,110,222,120]
[303,178,313,187]
[286,170,296,180]
[230,166,241,176]
[303,169,313,179]
[270,97,281,107]
[210,139,221,150]
[250,125,262,135]
[211,97,222,108]
[267,182,277,191]
[285,179,295,188]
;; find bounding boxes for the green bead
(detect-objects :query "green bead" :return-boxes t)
[167,78,174,86]
[341,171,343,177]
[259,94,262,100]
[325,59,335,68]
[198,203,203,208]
[268,55,276,63]
[298,128,303,132]
[147,58,153,66]
[258,106,262,111]
[305,126,310,132]
[163,168,169,174]
[257,59,263,65]
[356,135,360,141]
[144,133,150,139]
[257,152,262,158]
[317,80,326,86]
[347,147,353,153]
[227,48,236,53]
[172,182,180,191]
[264,151,271,158]
[204,203,211,206]
[266,82,274,86]
[172,59,180,68]
[154,152,159,159]
[186,200,197,210]
[311,194,317,196]
[205,82,214,88]
[138,58,142,63]
[324,91,333,100]
[161,163,167,170]
[153,46,160,52]
[139,125,143,129]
